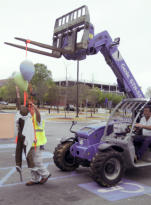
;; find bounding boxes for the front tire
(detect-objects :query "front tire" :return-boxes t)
[90,150,124,187]
[53,141,79,171]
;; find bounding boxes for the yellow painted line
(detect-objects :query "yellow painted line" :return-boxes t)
[47,113,110,117]
[47,116,108,121]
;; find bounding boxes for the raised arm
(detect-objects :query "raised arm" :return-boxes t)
[33,103,41,123]
[15,86,21,110]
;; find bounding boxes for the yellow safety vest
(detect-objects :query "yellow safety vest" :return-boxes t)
[32,114,47,147]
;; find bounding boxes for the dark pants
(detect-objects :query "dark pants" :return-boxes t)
[133,135,151,159]
[16,118,35,168]
[15,134,26,168]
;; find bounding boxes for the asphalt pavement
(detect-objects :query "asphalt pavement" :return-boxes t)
[1,111,151,205]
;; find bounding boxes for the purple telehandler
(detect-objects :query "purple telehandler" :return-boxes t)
[6,6,151,187]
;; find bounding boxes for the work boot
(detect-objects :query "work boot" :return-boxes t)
[26,181,40,186]
[39,174,51,184]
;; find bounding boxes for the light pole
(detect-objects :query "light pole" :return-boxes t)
[65,65,68,87]
[76,60,79,118]
[64,63,68,118]
[63,61,71,118]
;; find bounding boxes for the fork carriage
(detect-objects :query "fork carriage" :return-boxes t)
[5,5,94,60]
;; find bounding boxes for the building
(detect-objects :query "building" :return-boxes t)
[54,78,124,106]
[0,78,123,95]
[54,79,124,95]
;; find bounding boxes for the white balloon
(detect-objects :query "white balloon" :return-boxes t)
[20,59,35,81]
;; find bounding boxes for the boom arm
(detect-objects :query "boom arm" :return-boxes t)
[87,31,145,98]
[4,5,144,98]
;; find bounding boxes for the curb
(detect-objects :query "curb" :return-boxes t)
[47,116,108,122]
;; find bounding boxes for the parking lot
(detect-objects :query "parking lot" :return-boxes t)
[1,113,151,205]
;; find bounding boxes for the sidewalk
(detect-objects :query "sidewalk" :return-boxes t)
[0,113,15,139]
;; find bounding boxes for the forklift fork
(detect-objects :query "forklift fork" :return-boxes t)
[5,5,91,59]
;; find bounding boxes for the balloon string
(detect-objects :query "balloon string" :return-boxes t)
[24,91,26,106]
[25,39,31,105]
[32,115,37,151]
[24,91,28,106]
[26,43,27,57]
[28,83,33,102]
[25,40,31,58]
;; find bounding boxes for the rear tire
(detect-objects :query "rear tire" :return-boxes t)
[90,150,124,187]
[53,141,79,171]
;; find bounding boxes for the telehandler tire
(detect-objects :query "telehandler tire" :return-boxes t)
[90,150,124,187]
[53,141,79,171]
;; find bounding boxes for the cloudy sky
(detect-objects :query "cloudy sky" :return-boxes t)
[0,0,151,94]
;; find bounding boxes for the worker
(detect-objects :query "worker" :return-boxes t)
[134,105,151,160]
[25,100,51,186]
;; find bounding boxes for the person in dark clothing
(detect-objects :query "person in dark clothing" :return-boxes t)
[15,106,35,171]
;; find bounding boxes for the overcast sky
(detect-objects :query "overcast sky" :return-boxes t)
[0,0,151,94]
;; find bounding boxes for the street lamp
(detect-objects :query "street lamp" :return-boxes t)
[63,62,68,118]
[76,60,79,118]
[63,62,71,118]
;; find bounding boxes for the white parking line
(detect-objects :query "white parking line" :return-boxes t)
[0,167,16,185]
[0,164,82,188]
[0,162,51,187]
[0,144,16,149]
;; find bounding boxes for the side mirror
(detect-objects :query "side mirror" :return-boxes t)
[72,121,77,125]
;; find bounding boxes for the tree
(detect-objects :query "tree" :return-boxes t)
[98,92,124,108]
[88,87,101,106]
[31,64,52,85]
[67,84,90,106]
[0,64,55,105]
[5,79,17,102]
[30,63,54,105]
[0,86,7,101]
[45,84,61,106]
[0,78,20,103]
[111,94,124,107]
[87,87,102,115]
